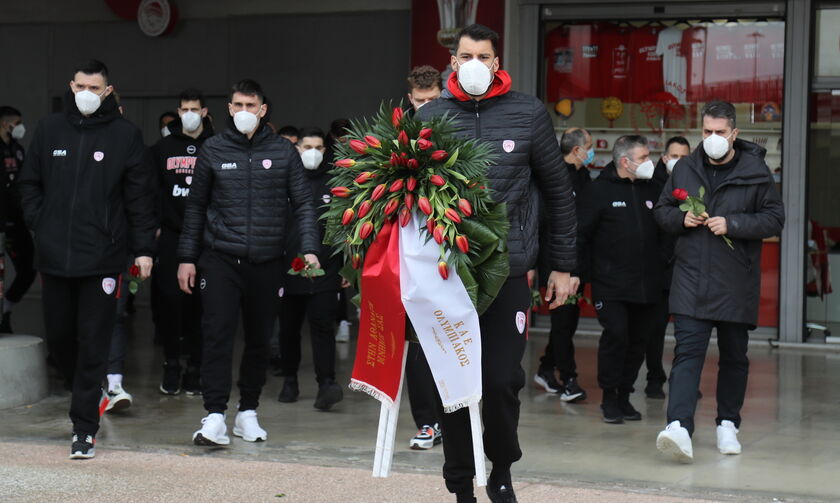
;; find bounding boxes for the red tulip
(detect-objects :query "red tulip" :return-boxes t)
[399,207,411,227]
[406,158,419,170]
[398,130,409,146]
[334,158,356,168]
[433,225,445,244]
[331,186,350,198]
[384,198,399,215]
[458,198,473,217]
[390,152,401,167]
[352,253,362,269]
[406,177,417,191]
[354,172,374,184]
[444,208,462,224]
[672,188,689,201]
[389,179,404,192]
[357,200,372,218]
[455,235,469,253]
[417,138,433,151]
[418,197,432,215]
[404,193,415,210]
[438,261,449,280]
[349,139,368,155]
[291,257,306,272]
[129,265,140,277]
[426,218,436,235]
[341,208,355,225]
[419,128,432,139]
[430,175,445,186]
[371,183,387,201]
[359,221,374,239]
[364,135,382,149]
[392,107,404,128]
[431,150,448,161]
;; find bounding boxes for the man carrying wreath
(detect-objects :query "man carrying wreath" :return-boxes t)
[418,24,577,503]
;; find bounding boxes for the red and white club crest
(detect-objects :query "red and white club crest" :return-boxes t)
[502,140,515,153]
[102,277,116,295]
[185,176,192,185]
[262,159,272,169]
[646,200,654,209]
[515,311,527,334]
[93,151,105,162]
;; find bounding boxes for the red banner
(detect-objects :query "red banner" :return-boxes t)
[350,221,406,404]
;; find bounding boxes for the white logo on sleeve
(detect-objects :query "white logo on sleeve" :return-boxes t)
[503,140,515,153]
[515,311,527,334]
[595,300,604,311]
[102,278,116,295]
[278,287,285,298]
[93,151,104,162]
[262,159,272,169]
[646,200,654,209]
[200,278,207,290]
[322,194,331,204]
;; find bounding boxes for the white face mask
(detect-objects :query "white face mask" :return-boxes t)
[703,132,733,160]
[10,124,25,140]
[160,126,171,138]
[629,159,655,180]
[233,110,260,135]
[457,58,494,96]
[665,158,679,174]
[180,111,202,133]
[74,89,104,116]
[300,148,324,170]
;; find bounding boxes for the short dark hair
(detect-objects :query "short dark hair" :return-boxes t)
[178,88,206,108]
[613,134,648,165]
[560,128,590,155]
[159,111,178,128]
[73,59,109,83]
[329,118,351,139]
[701,100,737,129]
[457,24,499,56]
[277,125,300,138]
[0,106,22,121]
[298,127,325,142]
[665,136,690,152]
[230,79,265,104]
[407,65,442,92]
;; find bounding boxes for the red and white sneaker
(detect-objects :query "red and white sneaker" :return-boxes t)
[409,423,442,450]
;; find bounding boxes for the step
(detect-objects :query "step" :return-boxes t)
[0,335,48,409]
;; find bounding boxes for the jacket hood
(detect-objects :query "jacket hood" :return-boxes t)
[689,138,771,184]
[167,116,215,140]
[62,88,121,127]
[445,69,512,102]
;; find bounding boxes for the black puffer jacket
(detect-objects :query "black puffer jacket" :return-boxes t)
[417,72,577,276]
[654,139,785,326]
[178,121,319,264]
[578,162,665,303]
[19,90,156,277]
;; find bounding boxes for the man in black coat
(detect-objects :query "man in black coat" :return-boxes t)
[417,24,576,503]
[177,80,319,447]
[654,101,784,463]
[18,60,156,459]
[577,135,665,425]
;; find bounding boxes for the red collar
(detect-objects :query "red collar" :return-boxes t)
[446,70,512,102]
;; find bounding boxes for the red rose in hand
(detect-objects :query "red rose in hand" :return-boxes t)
[672,188,689,201]
[129,264,141,277]
[291,257,306,272]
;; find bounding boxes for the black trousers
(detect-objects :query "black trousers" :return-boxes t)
[595,299,660,394]
[406,341,438,429]
[644,293,670,385]
[667,315,750,435]
[279,290,338,383]
[156,228,202,366]
[538,303,581,382]
[4,214,36,303]
[198,250,281,414]
[42,273,119,436]
[438,276,529,495]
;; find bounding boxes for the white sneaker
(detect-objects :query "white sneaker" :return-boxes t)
[716,420,742,455]
[104,384,133,412]
[233,410,267,442]
[656,420,693,463]
[336,320,351,342]
[193,413,230,446]
[409,423,442,450]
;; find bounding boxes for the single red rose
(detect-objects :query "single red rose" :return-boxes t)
[349,139,368,155]
[129,264,140,277]
[331,186,350,198]
[444,207,462,224]
[406,176,417,191]
[426,217,436,235]
[672,188,689,201]
[438,261,449,280]
[398,130,409,146]
[291,257,306,272]
[371,183,387,201]
[455,235,469,253]
[417,138,433,151]
[357,200,372,218]
[457,198,473,217]
[398,207,411,227]
[341,208,355,225]
[389,179,404,193]
[359,221,374,239]
[364,135,382,149]
[418,197,432,215]
[431,150,448,161]
[354,172,374,184]
[404,193,415,210]
[383,198,399,215]
[430,174,446,186]
[406,158,419,170]
[334,158,356,168]
[419,128,433,140]
[433,224,445,244]
[392,107,404,128]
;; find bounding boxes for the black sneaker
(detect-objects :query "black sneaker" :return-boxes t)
[455,493,477,503]
[314,378,343,411]
[0,312,13,333]
[278,376,299,403]
[159,360,182,395]
[486,482,518,503]
[69,433,95,459]
[645,381,666,399]
[182,366,202,396]
[559,377,587,402]
[619,395,642,421]
[533,367,561,393]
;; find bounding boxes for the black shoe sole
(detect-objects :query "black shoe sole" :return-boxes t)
[623,413,642,421]
[278,394,299,403]
[602,416,624,424]
[193,433,227,447]
[314,387,343,411]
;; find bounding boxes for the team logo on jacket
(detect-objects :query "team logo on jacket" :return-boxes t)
[52,149,67,157]
[16,151,23,161]
[262,159,272,169]
[646,200,654,209]
[185,176,192,185]
[612,201,627,208]
[515,311,527,334]
[200,279,207,290]
[502,140,515,153]
[595,300,604,311]
[221,162,237,170]
[187,145,196,154]
[102,278,116,295]
[93,151,104,162]
[322,194,331,204]
[278,287,284,298]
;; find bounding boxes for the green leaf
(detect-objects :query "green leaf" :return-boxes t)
[443,148,460,169]
[474,251,510,315]
[699,186,706,199]
[678,203,691,212]
[457,262,479,308]
[129,281,139,295]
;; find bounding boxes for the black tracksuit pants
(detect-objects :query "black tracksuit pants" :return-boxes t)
[438,276,529,495]
[667,315,750,436]
[279,290,338,384]
[198,250,281,414]
[644,293,670,385]
[41,273,119,436]
[538,303,581,382]
[595,299,660,395]
[156,228,202,366]
[4,214,36,303]
[406,341,438,429]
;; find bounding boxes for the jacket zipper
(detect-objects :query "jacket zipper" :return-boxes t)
[66,119,85,270]
[246,149,252,260]
[630,183,647,300]
[473,102,481,138]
